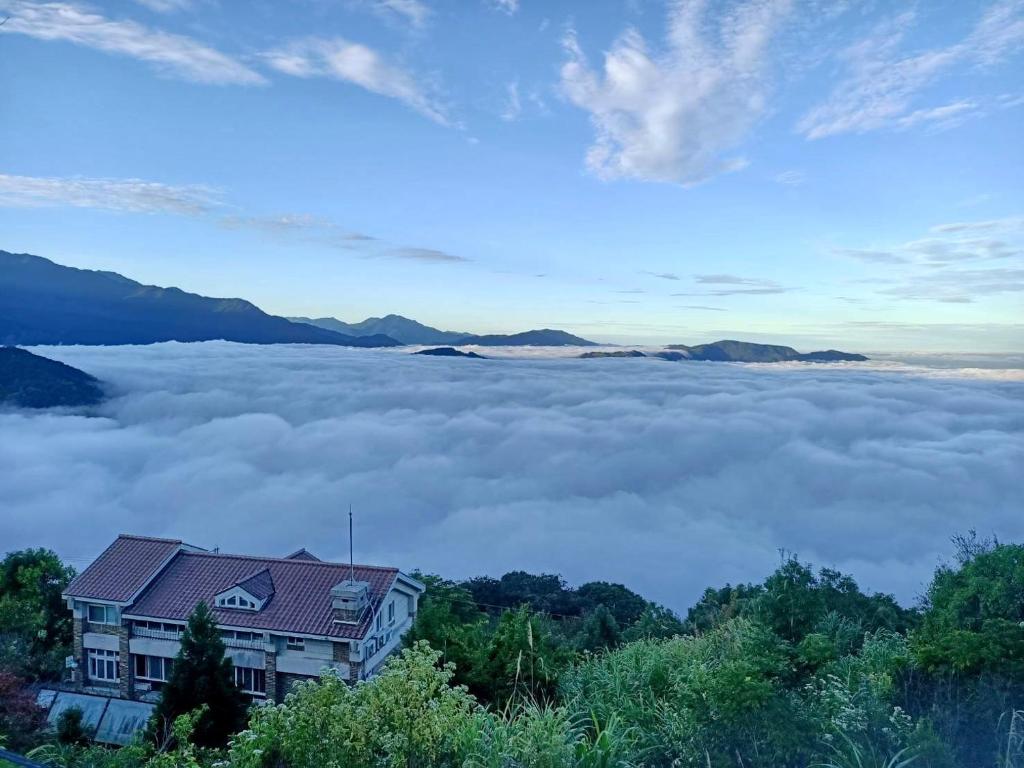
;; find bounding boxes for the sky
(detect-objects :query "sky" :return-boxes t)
[0,0,1022,351]
[4,342,1022,610]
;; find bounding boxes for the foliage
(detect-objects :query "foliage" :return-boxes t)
[0,669,45,752]
[0,549,76,680]
[230,641,479,768]
[150,602,248,749]
[55,708,91,746]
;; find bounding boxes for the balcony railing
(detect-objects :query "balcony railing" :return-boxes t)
[223,636,265,650]
[132,626,183,642]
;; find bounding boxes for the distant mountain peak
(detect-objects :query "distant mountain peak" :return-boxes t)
[0,250,401,348]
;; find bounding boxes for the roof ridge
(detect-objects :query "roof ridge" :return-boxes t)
[117,533,183,544]
[179,550,399,572]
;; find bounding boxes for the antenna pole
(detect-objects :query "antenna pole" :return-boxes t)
[349,505,355,583]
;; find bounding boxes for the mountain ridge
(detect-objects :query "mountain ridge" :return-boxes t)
[0,251,401,348]
[0,347,105,408]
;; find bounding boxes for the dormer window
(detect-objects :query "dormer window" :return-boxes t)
[214,569,274,612]
[218,593,258,610]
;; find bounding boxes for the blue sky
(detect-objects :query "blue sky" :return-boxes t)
[1,0,1022,351]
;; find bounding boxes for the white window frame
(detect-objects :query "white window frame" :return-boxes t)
[286,636,305,651]
[388,600,395,624]
[234,666,266,696]
[88,649,119,682]
[134,654,173,682]
[88,604,117,625]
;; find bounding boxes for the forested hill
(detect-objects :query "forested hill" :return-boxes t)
[0,347,105,408]
[0,251,401,347]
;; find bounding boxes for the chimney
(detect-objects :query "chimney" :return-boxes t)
[331,579,370,624]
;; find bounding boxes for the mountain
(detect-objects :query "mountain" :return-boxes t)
[414,347,486,359]
[0,347,105,408]
[290,315,470,346]
[664,340,867,363]
[0,251,401,347]
[456,329,598,347]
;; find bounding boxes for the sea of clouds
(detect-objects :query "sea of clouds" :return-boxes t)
[2,342,1022,612]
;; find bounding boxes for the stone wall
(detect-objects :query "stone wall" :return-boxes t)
[265,651,278,702]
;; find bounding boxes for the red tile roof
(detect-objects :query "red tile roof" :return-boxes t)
[64,535,184,603]
[127,551,398,640]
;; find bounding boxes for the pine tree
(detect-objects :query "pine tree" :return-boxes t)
[150,601,248,749]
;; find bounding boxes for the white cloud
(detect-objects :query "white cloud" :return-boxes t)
[489,0,518,15]
[774,169,805,185]
[0,0,266,85]
[263,37,449,125]
[3,343,1022,610]
[0,173,221,214]
[500,80,521,121]
[798,1,1024,139]
[559,0,792,185]
[366,0,431,29]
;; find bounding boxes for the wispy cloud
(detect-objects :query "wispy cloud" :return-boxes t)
[219,213,375,245]
[837,215,1024,302]
[364,0,431,29]
[676,274,789,296]
[262,37,449,125]
[833,248,909,265]
[0,0,266,85]
[501,80,521,121]
[677,305,727,311]
[641,270,680,281]
[559,0,792,185]
[386,246,469,262]
[798,2,1024,139]
[133,0,192,13]
[774,170,805,186]
[0,173,221,214]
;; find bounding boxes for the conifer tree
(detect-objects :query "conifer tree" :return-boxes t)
[151,601,248,749]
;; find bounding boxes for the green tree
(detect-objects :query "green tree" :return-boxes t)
[151,602,248,749]
[621,603,686,642]
[476,607,566,705]
[913,542,1024,677]
[0,548,75,679]
[575,605,620,652]
[56,706,92,746]
[403,574,489,691]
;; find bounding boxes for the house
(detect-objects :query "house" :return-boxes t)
[62,534,425,703]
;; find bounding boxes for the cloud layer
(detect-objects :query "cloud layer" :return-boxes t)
[2,343,1021,611]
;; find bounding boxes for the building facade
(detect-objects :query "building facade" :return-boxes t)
[63,535,424,703]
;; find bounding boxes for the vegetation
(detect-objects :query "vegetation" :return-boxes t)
[1,535,1022,767]
[0,548,75,680]
[149,602,248,749]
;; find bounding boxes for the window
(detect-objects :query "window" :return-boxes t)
[88,649,119,682]
[134,654,173,681]
[376,612,382,631]
[88,604,116,625]
[388,601,395,623]
[217,593,258,610]
[286,636,305,651]
[234,666,266,695]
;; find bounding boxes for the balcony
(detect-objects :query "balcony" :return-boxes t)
[223,636,265,650]
[131,626,183,642]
